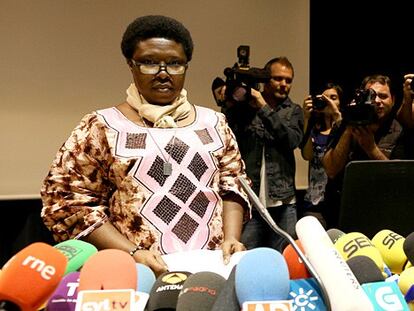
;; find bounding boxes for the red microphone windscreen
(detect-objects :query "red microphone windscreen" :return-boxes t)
[78,249,137,291]
[0,242,67,311]
[282,240,311,279]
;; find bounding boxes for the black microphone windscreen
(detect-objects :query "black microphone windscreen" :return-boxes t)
[346,255,385,284]
[176,271,226,311]
[326,228,345,244]
[211,266,239,311]
[146,271,192,311]
[404,232,414,264]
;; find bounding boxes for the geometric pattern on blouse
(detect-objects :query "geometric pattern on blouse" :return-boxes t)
[189,191,209,218]
[153,196,181,224]
[169,173,196,203]
[187,152,208,180]
[147,155,168,186]
[172,212,199,243]
[125,132,147,149]
[194,128,214,145]
[165,137,189,164]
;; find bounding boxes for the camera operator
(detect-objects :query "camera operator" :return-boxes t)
[213,56,304,252]
[322,74,405,228]
[300,83,343,228]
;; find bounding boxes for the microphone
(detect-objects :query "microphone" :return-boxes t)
[288,278,327,310]
[296,216,374,311]
[45,271,79,311]
[362,280,409,310]
[0,242,68,311]
[398,267,414,303]
[326,228,346,244]
[235,247,290,305]
[404,232,414,265]
[146,271,192,311]
[53,239,97,275]
[372,229,408,274]
[334,232,386,273]
[282,240,311,280]
[135,263,156,294]
[211,266,239,311]
[176,271,226,311]
[346,255,385,284]
[238,176,331,311]
[78,249,137,291]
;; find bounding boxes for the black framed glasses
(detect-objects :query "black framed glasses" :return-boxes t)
[130,59,188,75]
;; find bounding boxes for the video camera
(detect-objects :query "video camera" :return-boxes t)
[222,45,271,103]
[342,88,378,126]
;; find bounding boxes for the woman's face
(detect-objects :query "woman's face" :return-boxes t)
[130,38,187,105]
[322,88,340,108]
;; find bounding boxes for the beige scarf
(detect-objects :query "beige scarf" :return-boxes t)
[126,83,192,128]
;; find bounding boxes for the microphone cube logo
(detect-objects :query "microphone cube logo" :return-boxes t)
[242,301,293,311]
[362,281,410,311]
[75,289,135,311]
[288,278,327,311]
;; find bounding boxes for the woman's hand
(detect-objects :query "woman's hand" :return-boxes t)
[132,249,168,277]
[221,237,246,265]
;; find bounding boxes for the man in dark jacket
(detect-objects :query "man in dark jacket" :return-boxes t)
[214,57,304,251]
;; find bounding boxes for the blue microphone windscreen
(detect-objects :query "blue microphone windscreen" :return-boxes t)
[235,247,290,305]
[136,263,156,294]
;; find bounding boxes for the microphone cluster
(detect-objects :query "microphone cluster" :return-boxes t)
[2,222,414,310]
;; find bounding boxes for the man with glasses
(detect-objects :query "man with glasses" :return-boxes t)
[213,57,304,252]
[41,15,251,276]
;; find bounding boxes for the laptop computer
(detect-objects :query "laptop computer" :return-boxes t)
[338,160,414,238]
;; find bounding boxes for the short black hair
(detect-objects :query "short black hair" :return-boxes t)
[121,15,194,62]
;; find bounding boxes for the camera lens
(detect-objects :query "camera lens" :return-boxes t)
[312,96,326,110]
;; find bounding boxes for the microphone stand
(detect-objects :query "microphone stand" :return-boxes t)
[238,177,332,311]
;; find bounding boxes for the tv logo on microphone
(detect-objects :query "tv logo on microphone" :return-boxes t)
[242,301,293,311]
[362,281,409,311]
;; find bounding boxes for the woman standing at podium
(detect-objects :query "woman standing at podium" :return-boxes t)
[40,15,251,276]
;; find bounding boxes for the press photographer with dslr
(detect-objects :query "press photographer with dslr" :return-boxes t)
[213,51,304,252]
[396,74,414,158]
[300,82,343,228]
[322,74,405,228]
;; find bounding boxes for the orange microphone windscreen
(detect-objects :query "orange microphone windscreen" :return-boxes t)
[0,242,67,311]
[78,249,137,291]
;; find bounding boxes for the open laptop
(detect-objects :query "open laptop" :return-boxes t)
[338,160,414,238]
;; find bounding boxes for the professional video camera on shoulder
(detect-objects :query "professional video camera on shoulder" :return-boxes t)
[342,88,378,126]
[223,45,271,103]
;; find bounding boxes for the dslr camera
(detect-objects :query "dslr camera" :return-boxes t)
[342,88,378,126]
[222,45,271,103]
[312,95,327,110]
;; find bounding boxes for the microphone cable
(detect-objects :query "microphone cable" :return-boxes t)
[238,176,332,311]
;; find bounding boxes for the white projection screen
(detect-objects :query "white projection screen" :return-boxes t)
[0,0,309,198]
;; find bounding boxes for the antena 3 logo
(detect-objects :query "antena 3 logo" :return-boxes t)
[155,272,188,292]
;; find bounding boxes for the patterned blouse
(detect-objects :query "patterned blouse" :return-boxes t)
[41,105,251,254]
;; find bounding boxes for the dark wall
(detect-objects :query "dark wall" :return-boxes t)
[0,199,55,266]
[310,0,414,105]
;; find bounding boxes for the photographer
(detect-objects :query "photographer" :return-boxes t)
[300,83,343,228]
[322,74,405,228]
[397,74,414,158]
[213,56,304,252]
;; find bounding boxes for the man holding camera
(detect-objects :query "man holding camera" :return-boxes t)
[322,74,405,228]
[213,56,304,252]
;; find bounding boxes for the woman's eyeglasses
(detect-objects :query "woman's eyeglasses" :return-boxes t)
[130,59,188,75]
